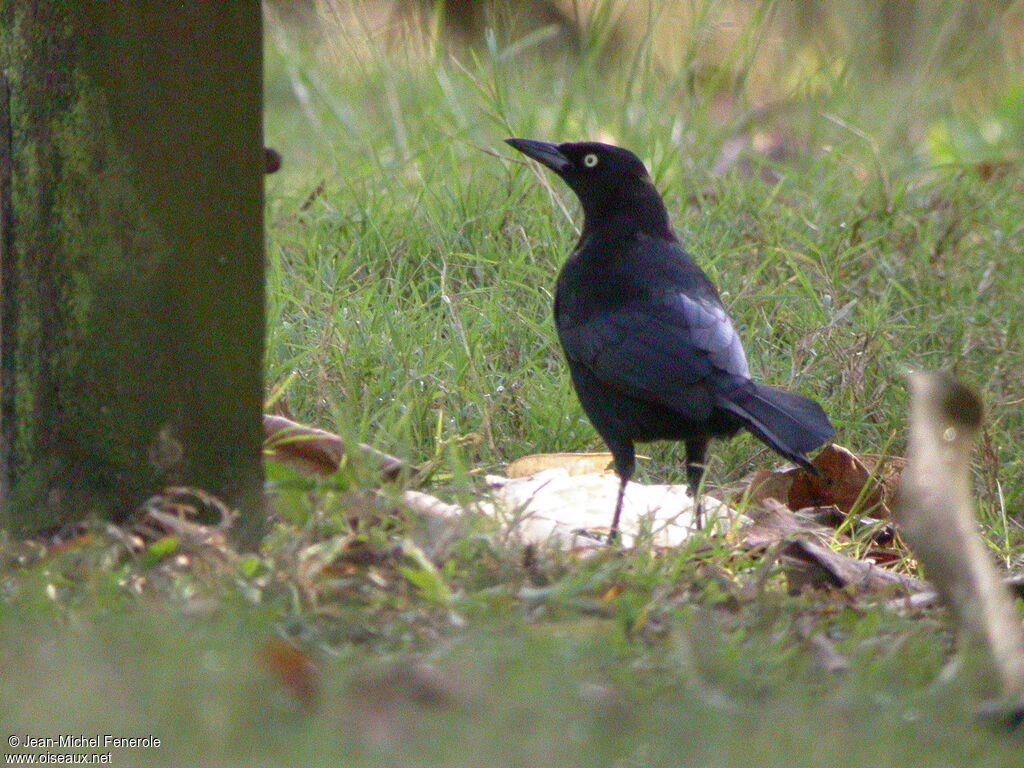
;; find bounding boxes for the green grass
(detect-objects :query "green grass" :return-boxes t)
[5,1,1024,765]
[4,600,1023,768]
[264,0,1024,528]
[4,523,1024,767]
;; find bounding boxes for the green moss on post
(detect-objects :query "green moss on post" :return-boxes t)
[0,3,265,546]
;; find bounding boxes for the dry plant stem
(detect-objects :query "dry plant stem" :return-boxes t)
[896,372,1024,705]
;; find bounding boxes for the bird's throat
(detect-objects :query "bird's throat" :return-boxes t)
[579,180,674,242]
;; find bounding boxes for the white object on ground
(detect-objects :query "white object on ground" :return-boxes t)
[477,468,739,548]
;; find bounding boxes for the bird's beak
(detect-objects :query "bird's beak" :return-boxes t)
[505,138,572,173]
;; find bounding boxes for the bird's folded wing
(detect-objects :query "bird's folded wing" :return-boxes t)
[558,293,750,404]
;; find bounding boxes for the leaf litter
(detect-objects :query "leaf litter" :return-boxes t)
[3,418,928,609]
[0,416,960,711]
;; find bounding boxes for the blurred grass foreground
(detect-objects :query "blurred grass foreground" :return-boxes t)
[4,1,1024,767]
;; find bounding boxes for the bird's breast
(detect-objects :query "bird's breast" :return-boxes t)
[554,262,636,330]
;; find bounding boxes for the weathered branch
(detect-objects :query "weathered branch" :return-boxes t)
[896,371,1024,717]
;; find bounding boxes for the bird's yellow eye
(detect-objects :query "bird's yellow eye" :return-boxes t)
[583,153,599,168]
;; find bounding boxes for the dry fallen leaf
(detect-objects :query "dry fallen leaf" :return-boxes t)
[263,414,409,481]
[789,444,904,518]
[738,466,798,510]
[257,639,320,711]
[505,452,615,479]
[729,444,904,521]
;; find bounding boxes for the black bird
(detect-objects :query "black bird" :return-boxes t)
[505,138,834,539]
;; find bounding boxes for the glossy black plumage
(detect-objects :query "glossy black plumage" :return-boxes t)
[505,138,834,540]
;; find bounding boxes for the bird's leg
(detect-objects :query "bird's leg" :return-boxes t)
[685,439,708,530]
[608,475,627,544]
[608,442,635,545]
[686,462,706,529]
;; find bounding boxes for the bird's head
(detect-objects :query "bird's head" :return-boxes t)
[505,138,669,235]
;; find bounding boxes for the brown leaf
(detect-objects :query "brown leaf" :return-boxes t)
[263,414,409,481]
[737,467,797,509]
[728,445,905,522]
[257,639,320,711]
[505,452,615,479]
[788,444,904,518]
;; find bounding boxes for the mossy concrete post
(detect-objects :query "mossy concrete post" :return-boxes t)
[0,3,265,547]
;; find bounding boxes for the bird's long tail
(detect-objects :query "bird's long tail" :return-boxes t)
[718,383,834,472]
